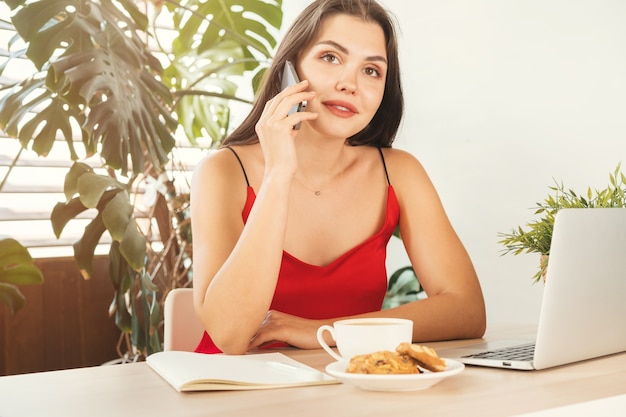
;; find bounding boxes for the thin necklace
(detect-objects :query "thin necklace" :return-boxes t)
[293,175,322,196]
[294,155,348,196]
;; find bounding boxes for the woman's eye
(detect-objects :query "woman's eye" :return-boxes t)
[364,67,382,78]
[321,53,339,64]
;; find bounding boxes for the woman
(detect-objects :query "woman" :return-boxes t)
[191,0,486,355]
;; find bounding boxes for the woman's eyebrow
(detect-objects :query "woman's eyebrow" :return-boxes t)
[316,40,388,64]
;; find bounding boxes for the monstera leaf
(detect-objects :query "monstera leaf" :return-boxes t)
[162,0,283,145]
[0,0,176,176]
[169,0,282,60]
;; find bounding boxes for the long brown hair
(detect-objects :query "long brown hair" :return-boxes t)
[222,0,403,148]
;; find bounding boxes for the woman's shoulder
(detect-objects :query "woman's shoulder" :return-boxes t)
[376,149,442,214]
[378,147,428,178]
[193,147,232,180]
[192,145,261,192]
[194,145,258,175]
[352,145,418,164]
[378,146,415,159]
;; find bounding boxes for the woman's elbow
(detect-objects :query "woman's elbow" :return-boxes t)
[201,321,252,355]
[468,312,487,339]
[195,312,251,355]
[465,297,487,339]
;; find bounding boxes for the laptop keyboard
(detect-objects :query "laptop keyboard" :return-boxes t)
[462,342,536,361]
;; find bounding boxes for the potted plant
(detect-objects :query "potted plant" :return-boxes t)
[498,163,626,283]
[0,0,283,359]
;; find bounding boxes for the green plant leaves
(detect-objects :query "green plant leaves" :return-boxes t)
[102,192,133,241]
[0,238,44,315]
[73,212,107,279]
[62,161,93,199]
[76,173,121,209]
[1,0,177,176]
[52,162,146,278]
[0,283,26,315]
[498,163,626,283]
[383,266,424,309]
[162,0,283,146]
[119,222,147,272]
[168,0,282,58]
[0,239,44,286]
[1,0,284,357]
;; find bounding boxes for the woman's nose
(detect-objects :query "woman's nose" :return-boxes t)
[336,71,357,94]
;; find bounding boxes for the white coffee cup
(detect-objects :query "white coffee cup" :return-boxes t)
[316,318,413,362]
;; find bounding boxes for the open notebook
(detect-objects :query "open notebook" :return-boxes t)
[440,208,626,370]
[147,351,338,391]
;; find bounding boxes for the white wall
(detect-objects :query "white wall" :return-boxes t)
[282,1,626,325]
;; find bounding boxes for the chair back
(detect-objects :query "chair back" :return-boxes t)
[163,288,204,351]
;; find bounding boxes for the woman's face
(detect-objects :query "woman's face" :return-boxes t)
[297,14,387,140]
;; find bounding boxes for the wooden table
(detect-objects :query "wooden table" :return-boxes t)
[1,324,625,417]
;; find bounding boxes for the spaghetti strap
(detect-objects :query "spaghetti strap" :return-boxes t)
[226,146,250,187]
[377,147,391,185]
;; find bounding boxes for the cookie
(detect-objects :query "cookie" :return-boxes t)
[396,342,446,372]
[346,350,421,374]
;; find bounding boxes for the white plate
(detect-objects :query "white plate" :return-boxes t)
[325,358,464,392]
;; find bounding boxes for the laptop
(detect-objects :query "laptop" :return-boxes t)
[439,208,626,370]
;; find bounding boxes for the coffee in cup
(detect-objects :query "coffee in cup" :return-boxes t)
[316,318,413,362]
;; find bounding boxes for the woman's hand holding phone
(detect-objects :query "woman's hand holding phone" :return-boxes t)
[255,62,316,178]
[281,61,307,130]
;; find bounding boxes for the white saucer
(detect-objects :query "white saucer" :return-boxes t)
[324,358,464,392]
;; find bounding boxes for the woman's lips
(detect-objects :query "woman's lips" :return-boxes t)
[323,100,358,118]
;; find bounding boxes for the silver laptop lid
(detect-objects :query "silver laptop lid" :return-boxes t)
[533,208,626,369]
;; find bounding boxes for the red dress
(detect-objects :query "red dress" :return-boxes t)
[194,149,400,353]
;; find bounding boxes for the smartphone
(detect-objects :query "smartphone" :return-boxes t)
[281,60,307,130]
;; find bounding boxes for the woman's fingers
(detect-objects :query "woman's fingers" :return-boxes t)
[256,85,316,138]
[267,81,316,124]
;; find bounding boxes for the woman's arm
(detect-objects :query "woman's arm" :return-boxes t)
[190,150,289,354]
[383,148,486,341]
[191,81,317,354]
